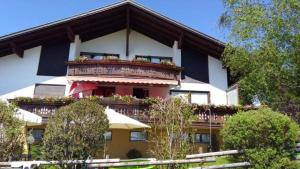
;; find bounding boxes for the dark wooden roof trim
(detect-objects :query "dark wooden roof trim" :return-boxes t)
[10,42,23,58]
[0,0,225,58]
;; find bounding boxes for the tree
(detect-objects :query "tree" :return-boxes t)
[0,101,24,161]
[220,0,300,118]
[43,99,109,162]
[221,108,299,169]
[148,97,196,160]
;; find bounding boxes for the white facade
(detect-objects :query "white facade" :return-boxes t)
[0,29,231,105]
[0,46,67,100]
[80,30,181,65]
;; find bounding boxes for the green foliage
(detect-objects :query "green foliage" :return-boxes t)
[148,97,196,160]
[221,108,299,169]
[42,99,109,162]
[220,0,300,115]
[0,101,24,161]
[31,144,43,160]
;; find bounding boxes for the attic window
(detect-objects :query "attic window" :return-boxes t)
[80,52,119,60]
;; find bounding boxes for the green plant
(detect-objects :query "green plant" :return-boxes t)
[0,102,24,161]
[160,60,176,66]
[110,95,135,104]
[220,0,300,117]
[31,144,43,160]
[132,58,151,63]
[148,97,197,160]
[43,99,109,164]
[221,108,299,169]
[142,97,162,105]
[126,149,142,159]
[74,56,89,62]
[103,55,119,61]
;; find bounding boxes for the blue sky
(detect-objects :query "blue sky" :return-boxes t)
[0,0,227,42]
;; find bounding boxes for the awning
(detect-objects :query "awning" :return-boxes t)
[14,108,42,125]
[105,107,150,129]
[67,76,179,85]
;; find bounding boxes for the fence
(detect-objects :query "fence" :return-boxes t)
[1,144,300,169]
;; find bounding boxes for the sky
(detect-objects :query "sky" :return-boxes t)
[0,0,227,42]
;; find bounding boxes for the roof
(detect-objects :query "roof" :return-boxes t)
[0,0,225,58]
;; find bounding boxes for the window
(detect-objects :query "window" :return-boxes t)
[194,133,210,144]
[104,131,112,141]
[34,84,66,97]
[130,131,147,141]
[135,55,172,64]
[93,87,115,97]
[80,52,119,60]
[170,90,210,104]
[29,129,44,142]
[133,88,149,99]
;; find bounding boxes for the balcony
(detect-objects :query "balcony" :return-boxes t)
[66,60,182,83]
[12,97,236,128]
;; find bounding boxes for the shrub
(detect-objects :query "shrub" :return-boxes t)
[221,108,299,169]
[43,99,109,162]
[127,149,142,159]
[148,97,196,160]
[0,102,24,161]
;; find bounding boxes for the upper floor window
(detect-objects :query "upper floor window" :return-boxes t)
[34,84,66,98]
[80,52,119,60]
[135,55,172,64]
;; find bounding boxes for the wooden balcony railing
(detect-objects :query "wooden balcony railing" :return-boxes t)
[66,60,182,81]
[15,98,232,127]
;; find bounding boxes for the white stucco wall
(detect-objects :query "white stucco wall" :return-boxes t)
[227,84,239,105]
[0,46,68,100]
[172,56,228,105]
[0,29,228,105]
[80,29,180,65]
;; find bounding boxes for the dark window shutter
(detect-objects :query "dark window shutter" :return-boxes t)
[37,41,70,76]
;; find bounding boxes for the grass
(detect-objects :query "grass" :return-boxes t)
[108,157,232,169]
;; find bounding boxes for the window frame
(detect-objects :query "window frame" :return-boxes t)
[129,131,147,142]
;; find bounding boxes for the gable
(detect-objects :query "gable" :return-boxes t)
[0,1,224,59]
[80,29,173,60]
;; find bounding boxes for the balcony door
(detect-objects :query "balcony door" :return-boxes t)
[93,86,115,97]
[133,88,149,99]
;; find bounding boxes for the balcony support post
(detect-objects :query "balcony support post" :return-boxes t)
[126,7,130,57]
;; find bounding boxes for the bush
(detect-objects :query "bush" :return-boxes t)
[221,108,299,169]
[127,149,142,159]
[0,102,24,161]
[43,99,109,162]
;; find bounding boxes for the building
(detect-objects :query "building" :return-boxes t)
[0,1,238,159]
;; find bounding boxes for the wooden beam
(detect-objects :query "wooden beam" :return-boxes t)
[66,26,75,42]
[10,42,23,58]
[178,32,184,49]
[126,7,130,57]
